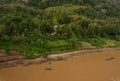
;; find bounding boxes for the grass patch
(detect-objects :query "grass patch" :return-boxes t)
[85,38,107,47]
[0,40,73,59]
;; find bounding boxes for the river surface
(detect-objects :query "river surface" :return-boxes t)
[0,49,120,81]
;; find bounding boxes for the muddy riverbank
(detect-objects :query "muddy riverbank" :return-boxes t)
[0,48,120,69]
[0,48,120,81]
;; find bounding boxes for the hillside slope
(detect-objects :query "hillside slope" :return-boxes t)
[0,0,120,58]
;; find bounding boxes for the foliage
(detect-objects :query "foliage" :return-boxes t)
[0,0,120,58]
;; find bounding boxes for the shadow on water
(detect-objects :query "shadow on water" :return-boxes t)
[105,57,115,61]
[45,68,52,71]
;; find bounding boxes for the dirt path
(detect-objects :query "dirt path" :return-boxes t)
[0,49,120,81]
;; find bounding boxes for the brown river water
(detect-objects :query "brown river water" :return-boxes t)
[0,49,120,81]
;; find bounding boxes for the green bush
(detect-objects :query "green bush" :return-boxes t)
[86,38,106,47]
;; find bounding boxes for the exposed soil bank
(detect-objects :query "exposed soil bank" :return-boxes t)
[0,48,120,81]
[0,48,120,69]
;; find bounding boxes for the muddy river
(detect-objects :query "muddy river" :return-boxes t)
[0,49,120,81]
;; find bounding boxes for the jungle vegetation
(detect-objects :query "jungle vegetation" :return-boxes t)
[0,0,120,58]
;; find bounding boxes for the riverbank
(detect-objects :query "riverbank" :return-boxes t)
[0,48,120,81]
[0,48,120,69]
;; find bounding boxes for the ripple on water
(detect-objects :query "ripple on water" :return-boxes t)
[110,75,120,81]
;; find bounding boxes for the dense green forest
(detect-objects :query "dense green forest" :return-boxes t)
[0,0,120,58]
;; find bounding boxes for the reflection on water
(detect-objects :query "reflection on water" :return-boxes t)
[0,49,120,81]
